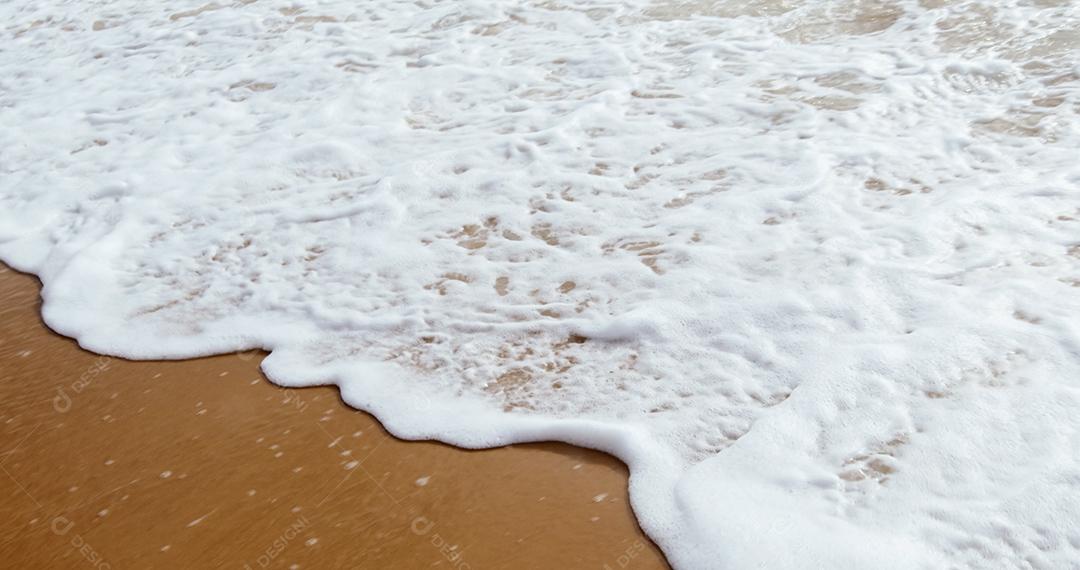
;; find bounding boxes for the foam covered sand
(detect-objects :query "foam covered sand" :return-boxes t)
[2,1,1079,568]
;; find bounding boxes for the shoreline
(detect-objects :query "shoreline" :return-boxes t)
[0,265,669,569]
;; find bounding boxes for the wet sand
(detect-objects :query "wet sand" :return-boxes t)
[0,265,668,569]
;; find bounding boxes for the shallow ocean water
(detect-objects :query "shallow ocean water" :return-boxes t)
[2,1,1079,568]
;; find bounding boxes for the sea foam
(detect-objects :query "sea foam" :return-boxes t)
[2,1,1079,568]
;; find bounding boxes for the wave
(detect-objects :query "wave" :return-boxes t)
[2,1,1079,567]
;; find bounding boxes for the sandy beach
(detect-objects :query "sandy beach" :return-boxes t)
[4,1,1078,567]
[0,265,668,569]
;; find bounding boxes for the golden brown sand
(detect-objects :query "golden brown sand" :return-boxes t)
[0,266,669,569]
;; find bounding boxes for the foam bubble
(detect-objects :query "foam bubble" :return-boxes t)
[2,1,1079,568]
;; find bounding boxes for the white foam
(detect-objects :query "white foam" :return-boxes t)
[3,1,1080,568]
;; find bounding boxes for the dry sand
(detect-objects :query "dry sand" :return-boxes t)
[0,265,668,569]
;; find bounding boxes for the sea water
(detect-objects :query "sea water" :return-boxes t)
[2,1,1079,568]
